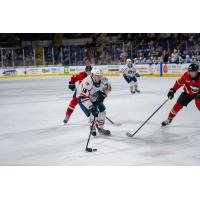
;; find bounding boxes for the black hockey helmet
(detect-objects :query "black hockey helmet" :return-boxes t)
[85,65,92,72]
[188,63,199,72]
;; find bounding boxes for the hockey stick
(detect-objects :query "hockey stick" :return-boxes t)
[126,99,169,137]
[106,116,115,124]
[85,117,97,152]
[106,116,122,126]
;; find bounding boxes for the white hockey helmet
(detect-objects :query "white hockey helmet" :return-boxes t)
[91,67,103,77]
[126,58,132,63]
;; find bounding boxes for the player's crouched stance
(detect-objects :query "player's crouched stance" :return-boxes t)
[122,59,140,94]
[162,63,200,126]
[77,67,112,136]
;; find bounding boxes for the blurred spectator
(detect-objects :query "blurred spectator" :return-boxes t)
[1,33,200,67]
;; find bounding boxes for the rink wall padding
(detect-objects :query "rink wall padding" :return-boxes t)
[0,73,121,78]
[0,63,191,78]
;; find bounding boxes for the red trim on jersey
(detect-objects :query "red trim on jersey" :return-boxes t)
[80,92,89,97]
[81,98,90,103]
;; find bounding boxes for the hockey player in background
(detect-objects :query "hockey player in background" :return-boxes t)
[122,59,140,94]
[78,67,112,136]
[63,65,92,124]
[162,63,200,126]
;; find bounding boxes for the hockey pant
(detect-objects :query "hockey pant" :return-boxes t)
[168,92,200,120]
[123,75,138,91]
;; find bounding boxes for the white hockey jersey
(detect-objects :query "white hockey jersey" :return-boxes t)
[122,64,137,77]
[77,76,111,106]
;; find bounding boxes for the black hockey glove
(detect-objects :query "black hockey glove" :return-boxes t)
[89,104,99,117]
[168,88,175,100]
[97,91,107,103]
[69,82,76,91]
[135,73,140,77]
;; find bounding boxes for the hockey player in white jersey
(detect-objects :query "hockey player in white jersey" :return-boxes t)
[122,59,140,94]
[77,67,112,136]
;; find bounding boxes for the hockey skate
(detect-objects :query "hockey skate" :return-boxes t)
[161,119,172,127]
[131,90,136,94]
[63,115,70,124]
[97,127,111,136]
[135,89,140,93]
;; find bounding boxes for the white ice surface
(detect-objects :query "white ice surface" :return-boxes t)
[0,76,200,165]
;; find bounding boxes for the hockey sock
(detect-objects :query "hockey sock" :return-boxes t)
[195,98,200,111]
[168,103,183,120]
[66,97,78,117]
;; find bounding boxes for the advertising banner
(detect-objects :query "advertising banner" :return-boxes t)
[162,63,190,75]
[0,63,192,78]
[64,66,69,75]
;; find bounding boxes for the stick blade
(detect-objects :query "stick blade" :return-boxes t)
[126,131,133,137]
[85,147,97,152]
[85,147,92,152]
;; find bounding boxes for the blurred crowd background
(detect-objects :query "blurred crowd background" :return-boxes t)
[0,33,200,67]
